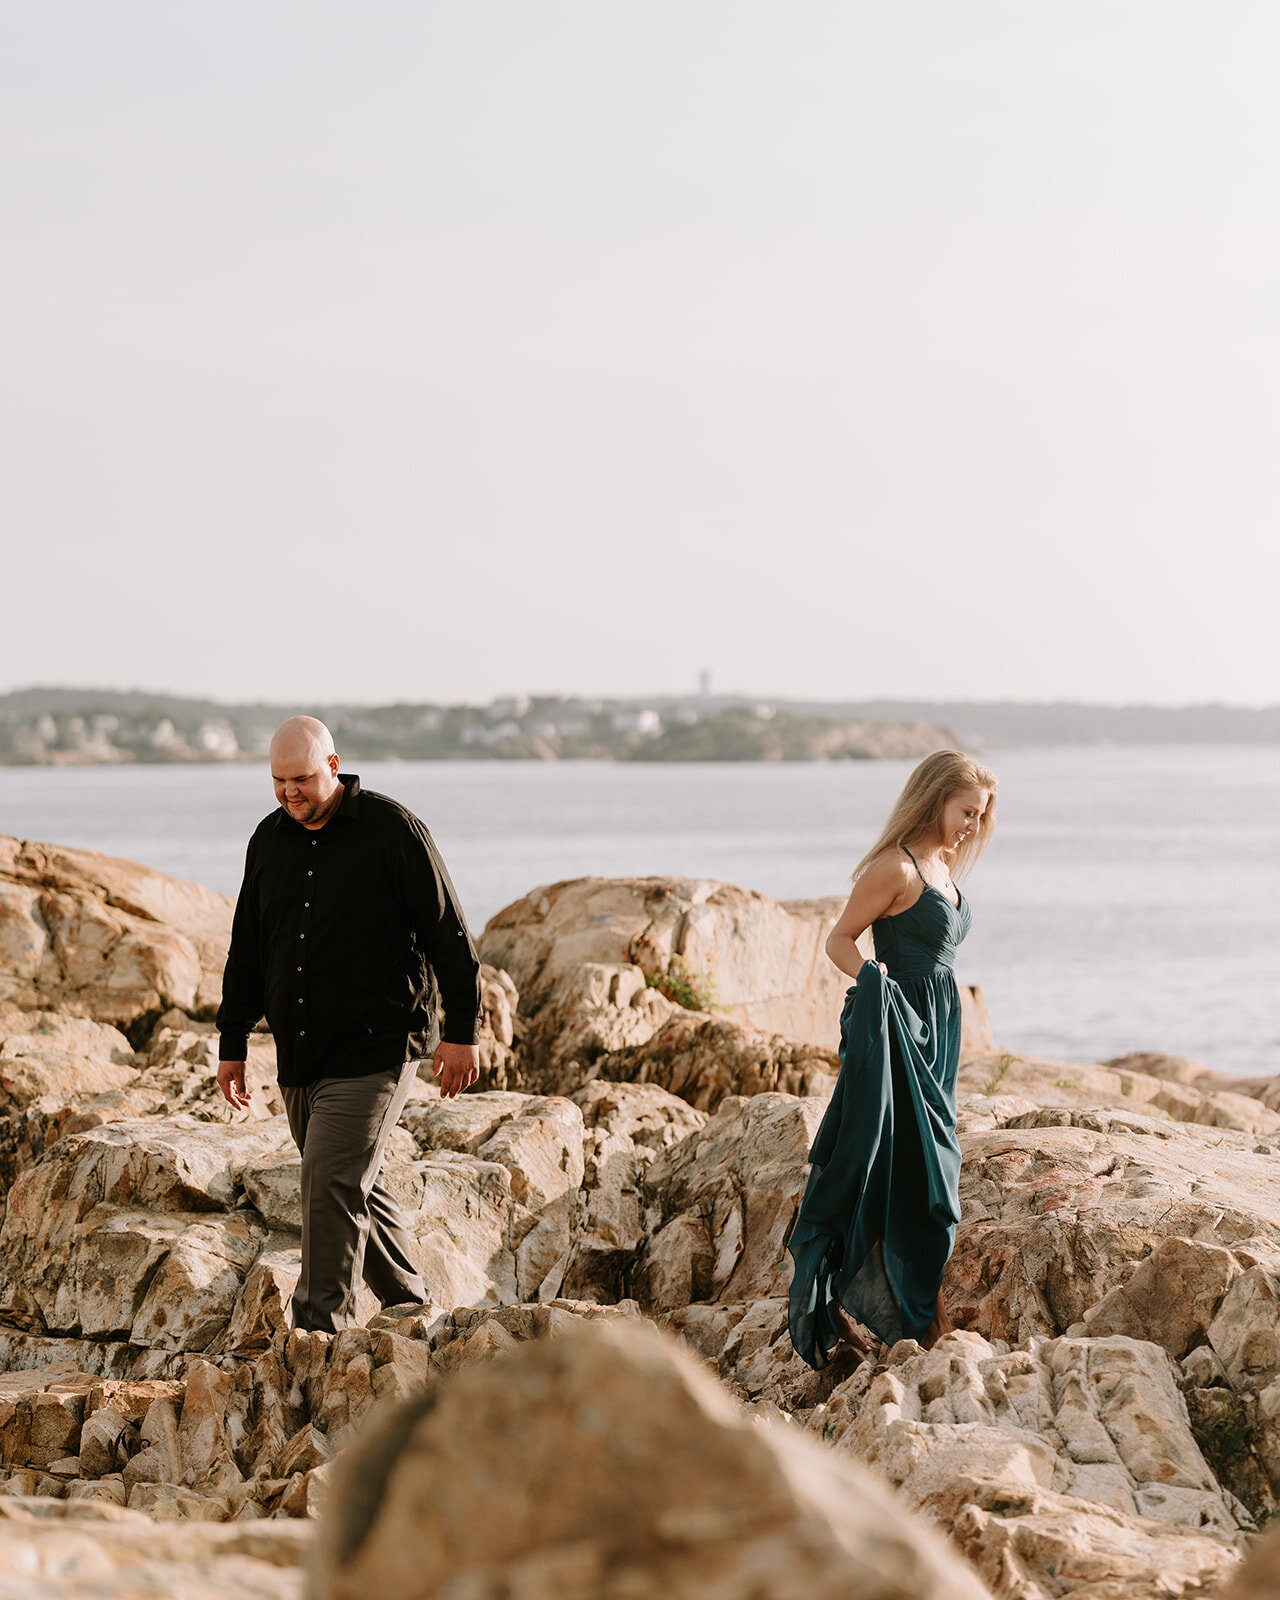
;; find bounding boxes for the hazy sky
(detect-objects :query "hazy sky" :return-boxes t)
[3,2,1277,706]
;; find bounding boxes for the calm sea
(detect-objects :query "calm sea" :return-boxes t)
[1,747,1276,1078]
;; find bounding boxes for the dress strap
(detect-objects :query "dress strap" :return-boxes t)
[900,846,928,886]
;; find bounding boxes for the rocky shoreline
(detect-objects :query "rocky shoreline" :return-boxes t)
[0,692,955,766]
[2,834,1280,1596]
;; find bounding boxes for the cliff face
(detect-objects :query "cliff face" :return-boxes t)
[2,841,1280,1596]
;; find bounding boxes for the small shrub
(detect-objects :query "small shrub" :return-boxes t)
[1193,1392,1254,1476]
[646,958,720,1013]
[982,1050,1016,1096]
[1054,1077,1078,1089]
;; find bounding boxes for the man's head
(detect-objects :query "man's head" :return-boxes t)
[269,717,342,828]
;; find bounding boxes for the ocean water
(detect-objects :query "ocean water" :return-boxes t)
[1,747,1276,1078]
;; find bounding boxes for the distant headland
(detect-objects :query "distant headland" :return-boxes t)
[0,686,1276,765]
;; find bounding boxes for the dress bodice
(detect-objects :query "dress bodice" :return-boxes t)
[871,887,970,980]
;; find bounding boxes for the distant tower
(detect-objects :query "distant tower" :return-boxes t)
[698,669,712,699]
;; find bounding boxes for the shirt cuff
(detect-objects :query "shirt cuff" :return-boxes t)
[442,1011,481,1047]
[219,1034,250,1061]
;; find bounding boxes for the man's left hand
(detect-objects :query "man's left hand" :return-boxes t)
[432,1041,481,1100]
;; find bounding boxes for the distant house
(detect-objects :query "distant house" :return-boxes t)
[611,708,661,736]
[196,720,240,760]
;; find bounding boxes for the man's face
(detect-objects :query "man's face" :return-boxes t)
[270,742,341,825]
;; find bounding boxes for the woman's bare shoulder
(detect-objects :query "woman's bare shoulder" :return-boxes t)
[858,850,913,890]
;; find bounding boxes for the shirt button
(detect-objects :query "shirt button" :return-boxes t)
[298,998,304,1004]
[299,1029,306,1037]
[304,901,310,908]
[307,871,313,877]
[300,933,305,940]
[297,966,302,972]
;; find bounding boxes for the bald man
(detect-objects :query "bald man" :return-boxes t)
[216,717,481,1332]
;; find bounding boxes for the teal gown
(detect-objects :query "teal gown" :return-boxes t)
[787,853,971,1368]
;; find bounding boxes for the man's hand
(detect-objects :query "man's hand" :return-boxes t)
[432,1042,480,1100]
[217,1059,252,1111]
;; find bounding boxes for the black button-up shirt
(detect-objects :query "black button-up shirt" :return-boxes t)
[216,774,481,1086]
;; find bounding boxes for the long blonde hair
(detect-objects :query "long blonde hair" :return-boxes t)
[853,750,997,883]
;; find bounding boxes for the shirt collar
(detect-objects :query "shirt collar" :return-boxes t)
[273,772,361,830]
[335,773,361,815]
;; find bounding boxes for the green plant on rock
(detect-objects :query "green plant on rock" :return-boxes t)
[1193,1392,1255,1477]
[646,958,720,1013]
[982,1050,1016,1096]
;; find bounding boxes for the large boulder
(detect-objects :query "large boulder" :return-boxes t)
[480,877,851,1045]
[480,875,993,1102]
[0,837,235,1032]
[310,1315,993,1600]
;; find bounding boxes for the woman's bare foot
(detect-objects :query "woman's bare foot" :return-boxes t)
[921,1290,955,1350]
[836,1306,872,1355]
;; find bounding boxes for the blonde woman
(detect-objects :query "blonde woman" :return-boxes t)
[787,750,996,1368]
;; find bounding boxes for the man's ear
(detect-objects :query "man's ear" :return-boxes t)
[328,752,340,776]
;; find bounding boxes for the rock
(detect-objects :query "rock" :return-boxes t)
[948,1108,1280,1345]
[0,1499,309,1597]
[1072,1237,1241,1359]
[0,1114,311,1348]
[475,964,520,1088]
[480,875,852,1045]
[564,1082,706,1299]
[482,876,993,1099]
[592,1010,840,1111]
[812,1330,1244,1596]
[0,836,234,1030]
[1102,1051,1223,1088]
[1224,1519,1280,1598]
[569,1079,708,1152]
[398,1088,534,1154]
[213,1250,307,1355]
[517,878,840,1042]
[311,1315,992,1600]
[78,1404,135,1479]
[958,1053,1280,1137]
[67,1476,128,1505]
[959,985,996,1058]
[0,1368,96,1467]
[528,959,682,1086]
[401,1092,609,1308]
[276,1423,330,1479]
[176,1361,242,1499]
[633,1092,825,1310]
[0,1010,139,1110]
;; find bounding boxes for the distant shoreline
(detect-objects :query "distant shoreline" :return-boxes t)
[2,686,1279,767]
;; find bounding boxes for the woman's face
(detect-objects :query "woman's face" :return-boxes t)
[940,786,991,852]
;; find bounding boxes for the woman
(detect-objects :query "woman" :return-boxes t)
[787,750,996,1369]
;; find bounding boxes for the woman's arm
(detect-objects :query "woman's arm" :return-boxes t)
[824,854,912,979]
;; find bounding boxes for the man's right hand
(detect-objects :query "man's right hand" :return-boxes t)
[217,1059,252,1111]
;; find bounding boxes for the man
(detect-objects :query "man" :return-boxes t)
[216,716,481,1332]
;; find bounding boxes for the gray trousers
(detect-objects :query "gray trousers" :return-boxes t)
[280,1060,428,1333]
